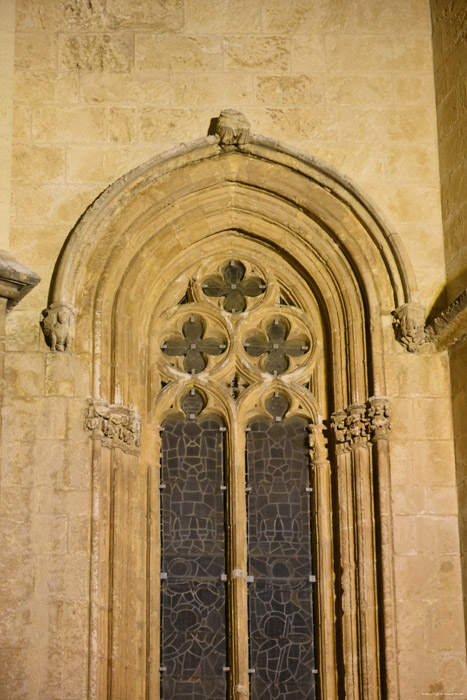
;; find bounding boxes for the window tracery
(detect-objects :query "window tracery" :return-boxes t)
[156,257,320,699]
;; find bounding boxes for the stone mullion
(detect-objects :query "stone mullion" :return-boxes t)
[309,425,337,700]
[335,443,361,700]
[350,438,380,700]
[228,421,250,699]
[88,440,112,700]
[146,429,161,700]
[368,399,399,700]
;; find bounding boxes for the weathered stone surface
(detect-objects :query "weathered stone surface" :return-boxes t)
[59,33,133,72]
[135,34,222,72]
[184,0,261,33]
[224,35,289,72]
[256,74,323,106]
[0,250,40,310]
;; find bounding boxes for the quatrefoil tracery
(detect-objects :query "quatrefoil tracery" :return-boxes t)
[244,317,310,375]
[161,315,227,374]
[202,259,266,313]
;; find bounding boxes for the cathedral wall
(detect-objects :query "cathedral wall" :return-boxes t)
[1,0,466,698]
[431,0,467,667]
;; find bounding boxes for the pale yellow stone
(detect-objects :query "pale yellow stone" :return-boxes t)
[362,183,442,228]
[427,601,465,649]
[45,353,74,397]
[107,107,137,143]
[14,70,55,103]
[399,651,467,698]
[10,224,66,268]
[38,487,89,515]
[396,223,446,275]
[140,107,212,144]
[5,310,40,352]
[32,106,106,142]
[326,74,392,106]
[59,32,133,72]
[412,440,456,487]
[395,600,427,651]
[0,601,31,646]
[393,74,436,105]
[81,71,169,104]
[32,514,68,554]
[184,0,261,33]
[325,35,432,73]
[11,183,102,227]
[170,73,253,107]
[16,0,106,31]
[392,485,426,515]
[12,144,65,182]
[14,33,55,71]
[256,74,323,106]
[309,142,385,182]
[414,398,453,440]
[248,106,339,142]
[427,487,460,516]
[263,0,352,34]
[4,353,44,397]
[68,515,91,554]
[339,105,437,144]
[12,105,31,141]
[106,0,183,30]
[353,0,431,35]
[67,144,151,183]
[224,36,289,72]
[385,143,440,184]
[392,515,416,555]
[135,34,222,72]
[291,35,326,73]
[389,441,413,486]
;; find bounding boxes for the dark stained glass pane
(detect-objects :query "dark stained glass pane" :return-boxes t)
[247,415,316,700]
[161,412,227,699]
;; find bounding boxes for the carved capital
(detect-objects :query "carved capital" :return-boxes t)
[41,301,75,352]
[85,399,141,454]
[367,396,391,440]
[331,399,391,449]
[392,302,427,352]
[215,109,251,149]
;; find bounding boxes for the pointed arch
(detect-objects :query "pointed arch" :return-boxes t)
[48,124,416,700]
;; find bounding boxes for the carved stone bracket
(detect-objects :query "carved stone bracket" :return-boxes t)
[425,288,467,350]
[215,109,251,149]
[41,301,75,352]
[85,399,141,454]
[331,397,391,450]
[392,302,427,352]
[0,249,40,310]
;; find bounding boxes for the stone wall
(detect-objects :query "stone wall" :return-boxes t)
[431,0,467,662]
[1,0,467,698]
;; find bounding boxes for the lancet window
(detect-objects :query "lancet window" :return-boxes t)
[155,255,322,699]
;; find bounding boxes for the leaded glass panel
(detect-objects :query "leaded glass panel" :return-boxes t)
[161,406,227,699]
[247,414,316,700]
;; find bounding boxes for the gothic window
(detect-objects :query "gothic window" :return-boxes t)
[156,256,320,699]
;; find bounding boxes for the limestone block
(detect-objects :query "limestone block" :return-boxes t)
[339,105,437,144]
[4,352,45,397]
[396,600,427,653]
[414,398,454,440]
[413,516,459,554]
[427,487,459,515]
[45,352,74,396]
[412,440,456,487]
[12,145,65,183]
[262,0,352,34]
[0,601,31,646]
[0,553,34,599]
[309,142,385,182]
[12,105,31,141]
[325,35,432,73]
[393,74,436,106]
[170,73,253,107]
[47,601,89,648]
[59,33,133,72]
[107,107,137,143]
[0,647,28,698]
[291,35,326,73]
[107,0,183,30]
[11,183,102,227]
[36,553,89,601]
[256,74,323,106]
[14,32,55,71]
[248,106,339,142]
[0,485,33,519]
[139,107,211,144]
[14,71,55,103]
[395,553,461,599]
[81,72,168,104]
[2,440,35,486]
[392,485,426,515]
[184,0,261,33]
[32,106,106,142]
[10,225,66,269]
[389,441,413,486]
[0,517,30,554]
[224,36,289,72]
[135,34,222,72]
[16,0,106,31]
[37,487,89,516]
[399,651,467,698]
[428,601,465,649]
[68,514,91,554]
[392,515,416,555]
[31,513,68,554]
[326,74,392,106]
[353,0,431,35]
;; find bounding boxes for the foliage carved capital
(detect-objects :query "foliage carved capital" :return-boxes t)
[85,399,141,454]
[331,397,391,450]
